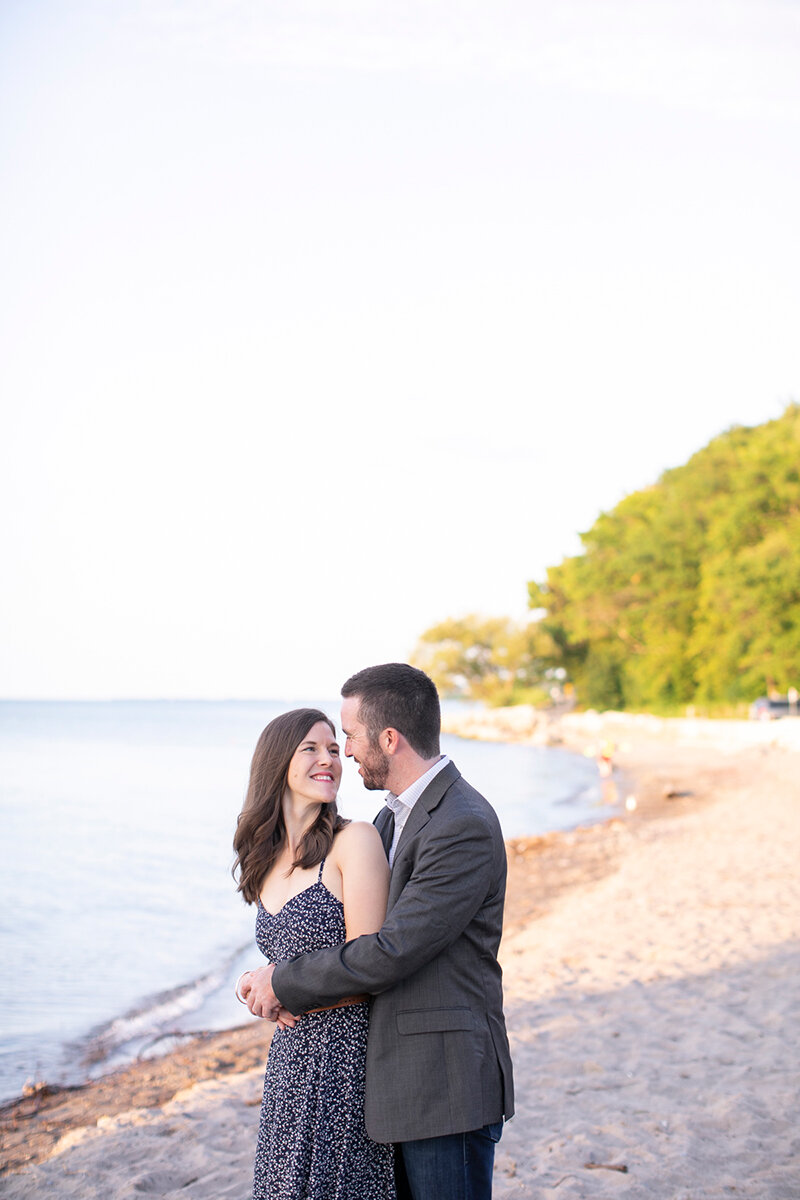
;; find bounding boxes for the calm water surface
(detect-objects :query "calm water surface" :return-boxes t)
[0,699,612,1103]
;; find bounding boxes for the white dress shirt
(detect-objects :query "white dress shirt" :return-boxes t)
[384,755,451,867]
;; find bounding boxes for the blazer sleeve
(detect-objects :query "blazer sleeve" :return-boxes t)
[272,806,499,1014]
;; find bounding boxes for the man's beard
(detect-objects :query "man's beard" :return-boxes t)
[359,744,391,790]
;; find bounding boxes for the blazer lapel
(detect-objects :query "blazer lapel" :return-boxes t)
[392,760,461,864]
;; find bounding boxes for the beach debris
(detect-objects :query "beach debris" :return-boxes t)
[21,1080,46,1098]
[662,785,694,800]
[584,1161,629,1173]
[2,1079,86,1127]
[625,794,638,811]
[16,1080,84,1104]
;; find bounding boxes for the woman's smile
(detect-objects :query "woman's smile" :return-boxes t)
[285,721,342,804]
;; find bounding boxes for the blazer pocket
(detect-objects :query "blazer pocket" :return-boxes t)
[396,1006,475,1035]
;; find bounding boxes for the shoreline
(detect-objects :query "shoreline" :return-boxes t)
[0,704,604,1113]
[3,711,799,1197]
[0,817,637,1178]
[0,713,649,1178]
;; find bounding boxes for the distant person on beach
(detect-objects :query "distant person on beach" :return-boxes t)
[241,664,515,1200]
[233,707,395,1199]
[597,739,615,778]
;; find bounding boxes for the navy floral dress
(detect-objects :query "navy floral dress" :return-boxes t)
[252,861,395,1200]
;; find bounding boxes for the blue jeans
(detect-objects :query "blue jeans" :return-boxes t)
[395,1121,504,1200]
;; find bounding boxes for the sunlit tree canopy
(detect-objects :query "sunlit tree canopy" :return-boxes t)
[415,405,800,713]
[530,404,800,710]
[410,614,560,706]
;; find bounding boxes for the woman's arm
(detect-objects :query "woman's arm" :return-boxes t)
[332,821,390,939]
[247,823,389,1026]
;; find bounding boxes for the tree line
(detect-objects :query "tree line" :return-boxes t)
[413,404,800,713]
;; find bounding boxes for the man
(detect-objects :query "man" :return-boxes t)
[242,663,514,1199]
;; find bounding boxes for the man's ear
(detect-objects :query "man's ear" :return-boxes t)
[380,727,402,757]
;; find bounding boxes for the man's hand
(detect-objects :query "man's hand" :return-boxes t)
[240,964,298,1026]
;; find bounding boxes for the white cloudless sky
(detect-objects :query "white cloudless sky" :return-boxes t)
[1,0,798,699]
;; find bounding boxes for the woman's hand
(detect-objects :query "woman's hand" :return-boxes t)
[276,1007,299,1031]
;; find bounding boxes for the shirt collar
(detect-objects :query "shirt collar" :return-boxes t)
[385,755,450,816]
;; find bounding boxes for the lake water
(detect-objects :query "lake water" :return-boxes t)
[0,699,613,1104]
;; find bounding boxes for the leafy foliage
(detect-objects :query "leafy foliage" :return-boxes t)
[410,614,559,706]
[530,404,800,709]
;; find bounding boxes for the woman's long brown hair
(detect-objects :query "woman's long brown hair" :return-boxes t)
[232,708,349,904]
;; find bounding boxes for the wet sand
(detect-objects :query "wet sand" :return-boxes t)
[2,712,799,1198]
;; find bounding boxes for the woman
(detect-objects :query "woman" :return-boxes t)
[233,708,395,1200]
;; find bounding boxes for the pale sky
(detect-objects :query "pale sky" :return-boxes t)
[1,0,798,699]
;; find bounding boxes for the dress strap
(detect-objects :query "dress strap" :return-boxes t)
[317,858,326,882]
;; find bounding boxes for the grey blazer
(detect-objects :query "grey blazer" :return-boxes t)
[272,760,515,1144]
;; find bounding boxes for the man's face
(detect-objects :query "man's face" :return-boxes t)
[341,695,391,791]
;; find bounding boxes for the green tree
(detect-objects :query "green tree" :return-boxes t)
[411,614,558,706]
[529,403,800,710]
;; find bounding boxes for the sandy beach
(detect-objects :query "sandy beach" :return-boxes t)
[2,712,799,1198]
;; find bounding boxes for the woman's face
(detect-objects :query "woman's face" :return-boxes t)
[285,720,342,807]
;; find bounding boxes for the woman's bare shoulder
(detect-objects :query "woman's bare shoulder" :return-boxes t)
[335,820,383,849]
[334,820,383,852]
